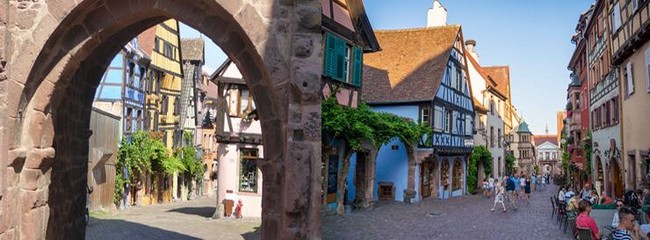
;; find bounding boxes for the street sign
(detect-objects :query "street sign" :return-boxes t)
[464,139,474,147]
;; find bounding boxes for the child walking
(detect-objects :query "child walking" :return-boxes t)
[490,179,507,212]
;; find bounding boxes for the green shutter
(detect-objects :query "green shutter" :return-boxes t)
[324,33,351,83]
[334,37,347,82]
[352,46,363,87]
[324,33,337,77]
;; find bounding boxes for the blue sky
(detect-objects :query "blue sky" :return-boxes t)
[180,0,594,135]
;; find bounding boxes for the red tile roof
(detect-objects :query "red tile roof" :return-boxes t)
[362,25,461,103]
[482,66,510,99]
[534,134,559,147]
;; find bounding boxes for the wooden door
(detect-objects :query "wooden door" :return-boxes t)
[421,160,431,198]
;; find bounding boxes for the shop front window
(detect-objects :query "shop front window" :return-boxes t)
[239,148,259,193]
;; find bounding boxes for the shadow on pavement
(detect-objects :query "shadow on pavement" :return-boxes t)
[86,218,201,240]
[166,207,215,218]
[241,226,261,240]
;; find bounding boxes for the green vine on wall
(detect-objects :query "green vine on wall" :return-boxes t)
[467,146,493,194]
[114,130,185,207]
[584,131,592,174]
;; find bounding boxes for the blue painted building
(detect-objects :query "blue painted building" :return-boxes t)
[93,37,150,141]
[362,21,475,201]
[320,0,380,212]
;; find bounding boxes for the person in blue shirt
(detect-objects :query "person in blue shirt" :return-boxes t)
[505,174,518,211]
[513,174,521,201]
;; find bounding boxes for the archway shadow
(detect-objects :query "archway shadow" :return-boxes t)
[166,206,214,218]
[86,218,201,240]
[241,226,261,240]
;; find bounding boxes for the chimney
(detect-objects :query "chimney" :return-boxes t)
[465,39,479,63]
[427,0,447,27]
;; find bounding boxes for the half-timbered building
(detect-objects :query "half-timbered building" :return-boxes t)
[363,3,475,200]
[609,0,650,192]
[213,59,264,218]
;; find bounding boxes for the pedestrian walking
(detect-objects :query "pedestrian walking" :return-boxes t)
[490,179,506,212]
[482,178,489,198]
[531,175,537,192]
[505,174,518,211]
[488,177,495,198]
[524,177,531,205]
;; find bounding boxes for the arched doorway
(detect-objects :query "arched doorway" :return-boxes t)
[477,162,486,189]
[431,157,439,197]
[441,159,450,198]
[452,158,463,196]
[595,156,604,195]
[3,0,323,239]
[420,157,433,198]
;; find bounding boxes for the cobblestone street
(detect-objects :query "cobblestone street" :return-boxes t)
[323,184,571,240]
[86,197,260,240]
[87,184,570,239]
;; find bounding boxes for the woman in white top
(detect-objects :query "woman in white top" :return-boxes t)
[490,180,507,212]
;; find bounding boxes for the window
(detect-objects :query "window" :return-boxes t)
[173,96,180,116]
[626,62,635,96]
[125,108,133,133]
[455,68,462,91]
[612,98,619,124]
[456,113,464,135]
[128,62,135,86]
[419,106,430,125]
[161,95,169,114]
[233,86,255,117]
[605,101,611,126]
[323,33,362,86]
[575,92,581,109]
[498,129,502,147]
[434,106,444,131]
[465,115,473,136]
[490,126,494,148]
[154,37,160,52]
[239,149,259,193]
[136,110,142,131]
[445,64,452,85]
[611,3,622,33]
[645,48,650,92]
[633,0,639,11]
[445,110,452,133]
[163,42,173,59]
[489,100,495,115]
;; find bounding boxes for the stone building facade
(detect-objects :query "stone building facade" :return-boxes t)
[0,0,324,239]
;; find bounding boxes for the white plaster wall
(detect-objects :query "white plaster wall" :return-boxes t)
[467,57,487,105]
[487,113,505,178]
[220,115,263,136]
[217,143,264,218]
[223,63,244,79]
[427,0,447,27]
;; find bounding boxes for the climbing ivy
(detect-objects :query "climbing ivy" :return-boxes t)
[584,131,592,174]
[467,146,493,194]
[177,131,205,180]
[114,130,184,206]
[322,97,431,214]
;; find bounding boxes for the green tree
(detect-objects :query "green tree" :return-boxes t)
[468,146,493,194]
[505,153,516,175]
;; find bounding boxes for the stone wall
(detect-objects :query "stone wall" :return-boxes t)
[1,0,323,239]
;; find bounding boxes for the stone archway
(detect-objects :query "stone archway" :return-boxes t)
[1,0,322,239]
